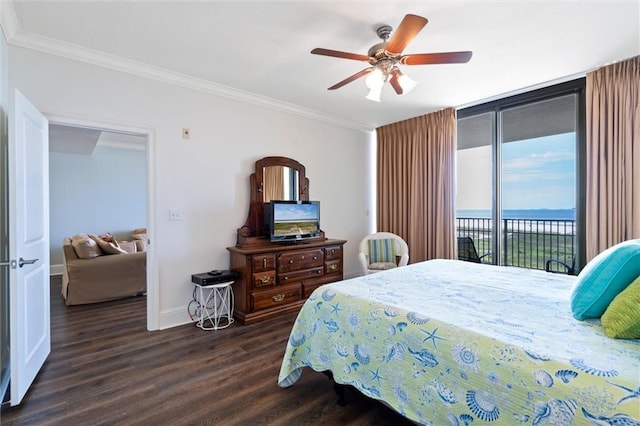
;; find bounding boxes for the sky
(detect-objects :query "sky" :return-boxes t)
[274,202,319,221]
[456,132,576,211]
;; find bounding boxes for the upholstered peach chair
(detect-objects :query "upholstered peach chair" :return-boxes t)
[358,232,409,275]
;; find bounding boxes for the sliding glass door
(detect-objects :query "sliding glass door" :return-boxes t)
[456,80,585,272]
[456,112,494,264]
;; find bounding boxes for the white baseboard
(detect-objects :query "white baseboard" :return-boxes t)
[159,306,193,330]
[50,264,64,276]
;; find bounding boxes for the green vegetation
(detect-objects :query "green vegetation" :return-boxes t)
[465,231,575,272]
[273,221,317,236]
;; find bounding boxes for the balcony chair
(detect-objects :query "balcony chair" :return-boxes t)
[457,236,491,263]
[358,232,409,275]
[545,257,576,275]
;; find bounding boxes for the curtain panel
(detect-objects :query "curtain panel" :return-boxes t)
[376,108,457,263]
[263,166,285,202]
[586,55,640,261]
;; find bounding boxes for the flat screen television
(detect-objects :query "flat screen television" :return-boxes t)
[264,200,321,242]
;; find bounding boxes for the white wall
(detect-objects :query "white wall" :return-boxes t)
[0,26,10,399]
[49,145,147,267]
[9,46,374,329]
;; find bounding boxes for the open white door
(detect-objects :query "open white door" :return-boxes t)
[8,89,50,406]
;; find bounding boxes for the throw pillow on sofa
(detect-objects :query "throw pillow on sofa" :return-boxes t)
[71,234,103,259]
[98,232,114,242]
[134,239,147,252]
[132,228,147,242]
[89,234,127,255]
[118,240,137,254]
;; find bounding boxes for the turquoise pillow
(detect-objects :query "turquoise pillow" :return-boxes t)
[571,239,640,320]
[601,276,640,339]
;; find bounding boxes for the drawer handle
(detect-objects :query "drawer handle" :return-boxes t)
[289,259,294,264]
[331,249,335,254]
[317,269,322,274]
[260,276,271,284]
[273,293,285,302]
[283,276,288,280]
[313,256,318,260]
[263,258,267,269]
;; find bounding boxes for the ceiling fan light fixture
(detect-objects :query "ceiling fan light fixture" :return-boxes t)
[365,67,385,90]
[397,71,417,94]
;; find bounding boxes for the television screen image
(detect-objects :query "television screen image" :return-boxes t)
[264,201,320,242]
[273,202,319,237]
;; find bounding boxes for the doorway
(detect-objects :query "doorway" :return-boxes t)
[49,125,146,273]
[1,110,157,405]
[45,114,156,330]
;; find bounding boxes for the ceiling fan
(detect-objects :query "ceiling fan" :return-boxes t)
[311,14,472,102]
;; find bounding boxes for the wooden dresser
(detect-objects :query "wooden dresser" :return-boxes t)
[228,238,346,325]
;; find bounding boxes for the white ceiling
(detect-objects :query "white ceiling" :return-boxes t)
[4,1,640,130]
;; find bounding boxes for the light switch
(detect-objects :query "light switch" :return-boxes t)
[169,210,182,221]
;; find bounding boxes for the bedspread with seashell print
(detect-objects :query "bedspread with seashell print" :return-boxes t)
[278,259,640,426]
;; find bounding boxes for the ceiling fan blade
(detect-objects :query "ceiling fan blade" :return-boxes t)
[401,51,473,65]
[389,69,403,95]
[311,48,371,62]
[385,14,428,54]
[327,67,374,90]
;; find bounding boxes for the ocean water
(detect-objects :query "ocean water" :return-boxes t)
[457,209,575,220]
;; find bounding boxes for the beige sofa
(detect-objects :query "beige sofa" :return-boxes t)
[61,234,147,305]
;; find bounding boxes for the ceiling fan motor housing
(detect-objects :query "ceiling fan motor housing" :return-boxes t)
[368,42,389,60]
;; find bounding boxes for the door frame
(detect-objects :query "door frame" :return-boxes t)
[46,113,159,330]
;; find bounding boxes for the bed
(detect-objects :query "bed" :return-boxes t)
[278,259,640,425]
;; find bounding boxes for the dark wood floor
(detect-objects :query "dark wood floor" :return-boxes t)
[1,277,413,425]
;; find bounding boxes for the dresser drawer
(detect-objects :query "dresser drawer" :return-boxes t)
[324,245,342,261]
[277,249,324,273]
[325,260,342,275]
[252,254,276,273]
[302,277,329,298]
[251,286,301,312]
[279,266,324,284]
[252,271,276,289]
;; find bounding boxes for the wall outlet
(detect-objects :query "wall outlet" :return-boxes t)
[169,210,182,221]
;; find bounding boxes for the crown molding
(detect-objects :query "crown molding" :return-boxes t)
[1,4,373,133]
[0,0,19,41]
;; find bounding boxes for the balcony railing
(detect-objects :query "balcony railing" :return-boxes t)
[456,217,576,273]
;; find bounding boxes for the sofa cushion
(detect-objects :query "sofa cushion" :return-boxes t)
[118,240,137,254]
[71,234,103,259]
[134,239,147,252]
[89,234,127,255]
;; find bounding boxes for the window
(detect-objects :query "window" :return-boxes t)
[456,80,585,272]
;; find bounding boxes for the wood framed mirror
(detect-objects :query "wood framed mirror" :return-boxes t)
[237,156,309,247]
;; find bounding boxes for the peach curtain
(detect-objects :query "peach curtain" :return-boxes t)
[376,108,457,263]
[263,166,285,202]
[586,55,640,261]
